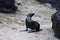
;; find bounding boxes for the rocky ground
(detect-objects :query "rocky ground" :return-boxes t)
[0,0,59,40]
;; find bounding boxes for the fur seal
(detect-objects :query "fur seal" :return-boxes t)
[25,13,42,31]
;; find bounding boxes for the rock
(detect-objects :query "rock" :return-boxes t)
[36,0,60,10]
[0,0,17,13]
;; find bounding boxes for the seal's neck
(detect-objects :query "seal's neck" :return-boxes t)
[26,16,32,20]
[26,13,34,21]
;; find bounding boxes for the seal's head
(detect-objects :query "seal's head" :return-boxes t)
[27,13,34,17]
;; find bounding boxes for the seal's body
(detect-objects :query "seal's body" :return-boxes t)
[51,11,60,39]
[51,11,60,30]
[25,13,41,31]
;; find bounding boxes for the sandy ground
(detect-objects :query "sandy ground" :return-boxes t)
[0,0,59,40]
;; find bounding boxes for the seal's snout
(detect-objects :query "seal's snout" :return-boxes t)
[32,13,34,16]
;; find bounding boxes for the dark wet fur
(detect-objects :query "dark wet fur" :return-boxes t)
[51,11,60,39]
[25,13,42,32]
